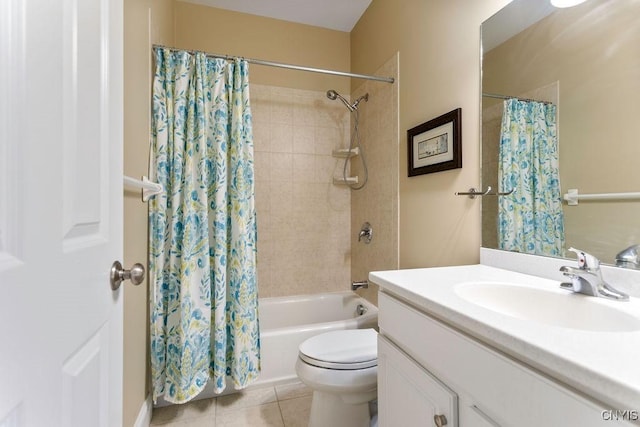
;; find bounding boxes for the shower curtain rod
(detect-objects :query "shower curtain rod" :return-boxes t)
[482,92,553,105]
[153,44,395,84]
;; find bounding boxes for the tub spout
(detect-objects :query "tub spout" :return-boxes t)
[351,280,369,291]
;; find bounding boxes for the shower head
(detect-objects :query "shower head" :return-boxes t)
[326,89,339,100]
[326,89,354,112]
[326,89,369,112]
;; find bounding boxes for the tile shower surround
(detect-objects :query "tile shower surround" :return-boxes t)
[251,53,399,300]
[251,84,352,298]
[350,54,400,305]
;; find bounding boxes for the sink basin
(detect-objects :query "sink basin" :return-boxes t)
[455,283,640,332]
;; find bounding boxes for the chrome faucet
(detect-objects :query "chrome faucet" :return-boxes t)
[615,244,640,269]
[351,280,369,291]
[559,247,629,301]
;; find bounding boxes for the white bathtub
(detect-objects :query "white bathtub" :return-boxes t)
[257,291,378,387]
[156,291,378,406]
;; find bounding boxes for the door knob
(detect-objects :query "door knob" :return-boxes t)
[434,414,448,427]
[110,261,145,290]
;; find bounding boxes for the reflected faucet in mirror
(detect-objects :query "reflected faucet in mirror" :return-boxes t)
[615,244,640,270]
[559,248,629,301]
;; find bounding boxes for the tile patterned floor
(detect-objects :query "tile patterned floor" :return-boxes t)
[150,382,313,427]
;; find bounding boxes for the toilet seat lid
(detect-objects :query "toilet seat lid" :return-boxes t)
[299,328,377,370]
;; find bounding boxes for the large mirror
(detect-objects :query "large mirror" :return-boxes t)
[481,0,640,266]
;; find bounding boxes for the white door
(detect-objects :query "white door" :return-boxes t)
[0,0,124,426]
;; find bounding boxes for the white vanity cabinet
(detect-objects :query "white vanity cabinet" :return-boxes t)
[377,291,634,427]
[378,335,457,426]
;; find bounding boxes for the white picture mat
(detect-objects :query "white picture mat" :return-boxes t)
[412,121,454,168]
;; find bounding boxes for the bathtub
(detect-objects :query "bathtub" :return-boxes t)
[156,291,378,405]
[257,291,378,388]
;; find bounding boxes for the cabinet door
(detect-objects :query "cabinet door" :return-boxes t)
[460,404,502,427]
[378,336,458,427]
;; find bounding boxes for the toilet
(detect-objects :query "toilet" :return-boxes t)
[295,328,378,427]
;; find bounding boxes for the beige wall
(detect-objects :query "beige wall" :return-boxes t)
[351,53,400,304]
[482,0,640,263]
[351,0,511,269]
[123,0,174,425]
[174,2,350,94]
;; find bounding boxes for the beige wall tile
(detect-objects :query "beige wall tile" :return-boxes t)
[314,125,345,155]
[253,85,351,298]
[251,99,271,126]
[292,126,315,154]
[252,120,272,153]
[292,154,316,183]
[250,84,271,101]
[270,124,293,153]
[254,152,271,183]
[350,53,400,306]
[270,153,293,182]
[271,94,294,125]
[293,104,317,127]
[316,156,341,184]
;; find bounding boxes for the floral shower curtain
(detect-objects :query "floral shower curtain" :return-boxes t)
[498,98,565,256]
[149,48,259,404]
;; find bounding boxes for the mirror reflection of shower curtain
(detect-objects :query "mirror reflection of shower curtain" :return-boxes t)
[149,48,260,404]
[498,98,565,256]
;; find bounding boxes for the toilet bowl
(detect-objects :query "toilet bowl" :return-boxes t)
[295,328,378,427]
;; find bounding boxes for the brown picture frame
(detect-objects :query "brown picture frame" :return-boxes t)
[407,108,462,176]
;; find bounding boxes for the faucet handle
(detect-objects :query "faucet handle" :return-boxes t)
[567,247,600,270]
[358,222,373,244]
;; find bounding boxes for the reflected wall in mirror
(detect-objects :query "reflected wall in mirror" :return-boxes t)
[481,0,640,266]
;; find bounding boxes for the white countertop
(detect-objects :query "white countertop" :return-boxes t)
[369,264,640,411]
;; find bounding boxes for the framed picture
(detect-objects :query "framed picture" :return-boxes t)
[407,108,462,176]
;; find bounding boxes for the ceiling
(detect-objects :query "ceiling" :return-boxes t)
[178,0,373,32]
[482,0,555,52]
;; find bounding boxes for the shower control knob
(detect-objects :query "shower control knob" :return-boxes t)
[110,260,146,290]
[434,414,448,427]
[358,222,373,244]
